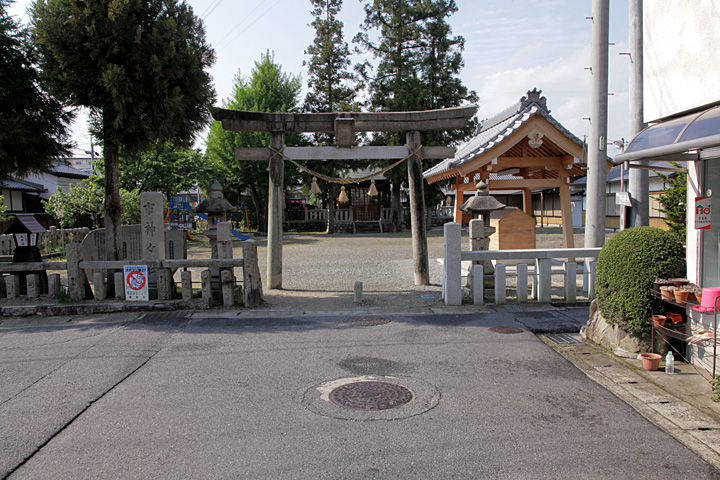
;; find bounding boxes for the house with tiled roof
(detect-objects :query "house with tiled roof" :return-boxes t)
[1,161,91,233]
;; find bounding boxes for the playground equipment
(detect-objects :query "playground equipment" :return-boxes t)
[165,194,251,240]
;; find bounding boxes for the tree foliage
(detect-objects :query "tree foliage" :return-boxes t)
[43,178,140,228]
[32,0,215,260]
[302,0,359,232]
[655,166,687,240]
[205,51,303,232]
[595,227,686,336]
[119,141,212,200]
[354,0,477,229]
[0,0,72,180]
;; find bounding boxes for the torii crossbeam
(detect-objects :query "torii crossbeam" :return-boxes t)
[213,105,477,290]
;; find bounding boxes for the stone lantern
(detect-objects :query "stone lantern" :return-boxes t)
[460,181,505,290]
[194,181,237,299]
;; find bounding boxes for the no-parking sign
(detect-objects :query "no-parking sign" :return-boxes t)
[124,265,149,301]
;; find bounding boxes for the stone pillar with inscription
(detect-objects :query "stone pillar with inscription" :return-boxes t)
[141,192,166,299]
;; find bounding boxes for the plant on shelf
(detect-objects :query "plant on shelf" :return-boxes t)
[712,375,720,402]
[595,227,686,336]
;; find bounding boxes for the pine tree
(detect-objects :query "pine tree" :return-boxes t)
[206,51,303,233]
[354,0,477,230]
[32,0,215,262]
[303,0,358,233]
[0,0,72,180]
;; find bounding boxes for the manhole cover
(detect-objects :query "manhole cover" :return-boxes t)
[339,317,391,327]
[489,326,524,334]
[329,381,413,410]
[302,375,440,421]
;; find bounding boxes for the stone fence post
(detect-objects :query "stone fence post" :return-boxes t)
[443,222,462,305]
[243,239,263,308]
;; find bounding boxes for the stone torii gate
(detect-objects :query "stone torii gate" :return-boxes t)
[213,106,477,289]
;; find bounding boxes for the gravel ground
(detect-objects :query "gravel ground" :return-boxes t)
[184,227,616,311]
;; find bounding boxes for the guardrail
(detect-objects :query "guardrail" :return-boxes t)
[442,222,601,305]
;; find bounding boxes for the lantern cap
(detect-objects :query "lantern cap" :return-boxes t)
[459,181,504,214]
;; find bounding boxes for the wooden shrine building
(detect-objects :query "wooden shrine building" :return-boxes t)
[423,89,610,248]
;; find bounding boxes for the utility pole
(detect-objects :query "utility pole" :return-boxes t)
[585,0,610,248]
[628,0,648,227]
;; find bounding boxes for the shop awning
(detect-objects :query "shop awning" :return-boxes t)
[615,104,720,164]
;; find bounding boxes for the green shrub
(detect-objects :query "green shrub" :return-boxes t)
[595,227,685,335]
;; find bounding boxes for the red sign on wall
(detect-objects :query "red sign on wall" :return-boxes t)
[695,196,712,230]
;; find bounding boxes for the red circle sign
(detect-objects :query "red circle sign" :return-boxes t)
[126,271,147,291]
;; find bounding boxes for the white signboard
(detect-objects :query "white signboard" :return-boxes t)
[616,192,632,208]
[695,196,712,230]
[124,265,149,301]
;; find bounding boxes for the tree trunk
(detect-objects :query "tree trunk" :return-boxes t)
[103,137,122,294]
[248,184,267,233]
[391,182,402,233]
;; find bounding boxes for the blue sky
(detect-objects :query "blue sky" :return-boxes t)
[9,0,632,157]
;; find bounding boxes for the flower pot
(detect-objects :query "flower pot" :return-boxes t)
[651,315,666,327]
[660,287,675,301]
[640,353,662,371]
[695,292,703,304]
[667,313,683,324]
[674,289,690,303]
[670,278,689,287]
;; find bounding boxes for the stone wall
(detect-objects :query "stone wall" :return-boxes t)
[584,299,652,357]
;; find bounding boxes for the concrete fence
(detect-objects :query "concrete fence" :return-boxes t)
[442,222,602,305]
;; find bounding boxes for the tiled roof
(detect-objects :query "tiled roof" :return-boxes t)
[0,178,46,193]
[423,89,585,181]
[50,161,91,179]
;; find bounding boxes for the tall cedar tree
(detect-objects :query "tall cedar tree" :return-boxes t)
[0,0,72,180]
[31,0,215,263]
[355,0,476,230]
[303,0,358,233]
[206,51,303,233]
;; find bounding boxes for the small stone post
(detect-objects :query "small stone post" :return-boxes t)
[494,264,506,304]
[114,272,125,300]
[6,275,19,298]
[181,270,193,302]
[0,274,7,298]
[48,274,61,298]
[201,270,212,308]
[443,222,462,306]
[565,261,577,303]
[66,243,85,301]
[221,270,234,307]
[517,264,529,303]
[472,264,484,305]
[26,274,39,299]
[93,272,106,300]
[242,240,263,308]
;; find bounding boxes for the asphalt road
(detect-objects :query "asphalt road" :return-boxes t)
[1,309,718,479]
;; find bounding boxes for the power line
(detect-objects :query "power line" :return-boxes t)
[202,0,225,20]
[214,0,267,50]
[217,0,283,53]
[199,0,222,19]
